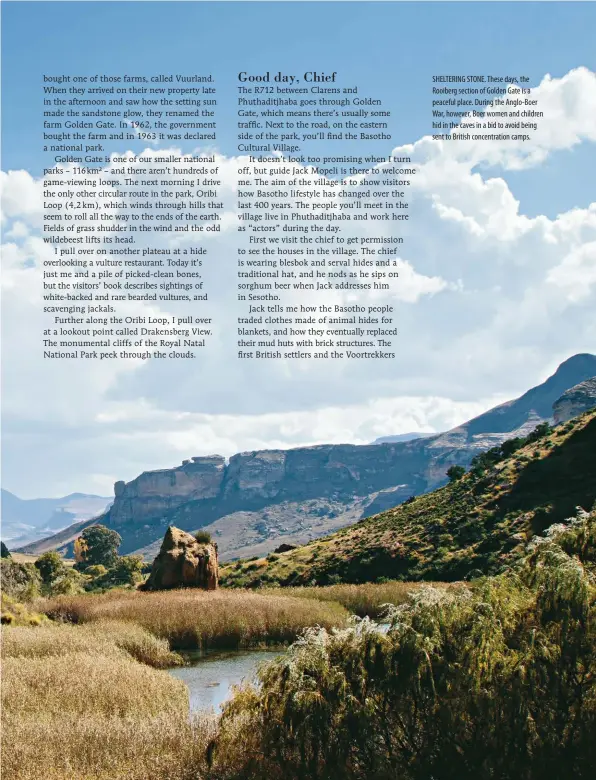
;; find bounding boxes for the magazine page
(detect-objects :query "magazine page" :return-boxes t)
[1,1,595,778]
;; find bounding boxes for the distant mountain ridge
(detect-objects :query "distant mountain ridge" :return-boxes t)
[16,353,596,561]
[1,490,110,548]
[372,433,434,445]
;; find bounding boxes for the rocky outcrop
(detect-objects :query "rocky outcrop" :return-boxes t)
[553,377,596,424]
[141,526,218,591]
[109,455,226,527]
[22,354,596,562]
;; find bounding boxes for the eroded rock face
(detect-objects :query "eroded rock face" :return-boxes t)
[553,378,596,424]
[25,354,596,561]
[109,456,226,526]
[142,526,218,591]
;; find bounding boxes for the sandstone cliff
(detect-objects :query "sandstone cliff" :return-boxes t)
[20,354,596,562]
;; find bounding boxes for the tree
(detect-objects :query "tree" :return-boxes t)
[447,465,466,482]
[74,525,122,570]
[527,421,552,443]
[34,551,67,584]
[104,555,144,587]
[1,541,11,558]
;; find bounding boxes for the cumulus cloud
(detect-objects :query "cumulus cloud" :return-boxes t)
[2,66,595,496]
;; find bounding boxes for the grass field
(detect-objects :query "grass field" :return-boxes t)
[274,580,459,617]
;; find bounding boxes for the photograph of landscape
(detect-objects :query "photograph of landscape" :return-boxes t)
[1,2,596,779]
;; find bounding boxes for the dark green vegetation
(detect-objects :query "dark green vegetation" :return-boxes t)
[446,464,466,482]
[74,524,122,568]
[0,525,144,612]
[222,410,596,587]
[74,524,144,589]
[212,510,596,779]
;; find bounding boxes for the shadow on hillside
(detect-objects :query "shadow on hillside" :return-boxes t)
[501,416,596,533]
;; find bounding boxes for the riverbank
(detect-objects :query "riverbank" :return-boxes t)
[0,584,391,778]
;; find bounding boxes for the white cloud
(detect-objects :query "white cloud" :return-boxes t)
[2,66,595,497]
[546,241,596,302]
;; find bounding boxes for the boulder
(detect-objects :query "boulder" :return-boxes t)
[141,526,218,591]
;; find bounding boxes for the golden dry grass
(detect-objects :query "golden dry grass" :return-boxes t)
[2,619,183,668]
[276,580,457,618]
[3,589,346,779]
[3,653,187,718]
[1,621,213,780]
[38,588,349,649]
[9,552,75,567]
[4,713,214,780]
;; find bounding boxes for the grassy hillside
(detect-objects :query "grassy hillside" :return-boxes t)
[222,409,596,587]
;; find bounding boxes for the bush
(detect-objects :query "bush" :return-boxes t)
[193,530,213,544]
[34,551,67,585]
[0,559,41,602]
[47,567,85,596]
[446,465,466,482]
[213,510,596,779]
[99,555,144,588]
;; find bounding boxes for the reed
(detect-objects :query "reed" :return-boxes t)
[1,624,213,780]
[275,580,456,618]
[37,589,349,649]
[2,619,183,668]
[3,710,214,780]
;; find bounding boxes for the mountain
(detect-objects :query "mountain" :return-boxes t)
[1,490,111,549]
[553,377,596,424]
[222,408,596,587]
[456,353,596,436]
[371,433,434,444]
[18,354,596,562]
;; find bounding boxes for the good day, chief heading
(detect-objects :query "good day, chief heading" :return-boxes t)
[238,71,338,84]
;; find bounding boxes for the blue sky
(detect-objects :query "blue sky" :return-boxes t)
[2,2,596,498]
[2,1,596,216]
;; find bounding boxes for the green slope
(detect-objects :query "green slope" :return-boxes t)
[221,410,596,587]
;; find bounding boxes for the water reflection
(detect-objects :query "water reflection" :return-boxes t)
[169,649,282,714]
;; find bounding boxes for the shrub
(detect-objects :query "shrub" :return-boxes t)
[194,530,213,544]
[95,555,144,588]
[212,510,596,779]
[446,465,466,482]
[0,559,41,602]
[34,551,67,585]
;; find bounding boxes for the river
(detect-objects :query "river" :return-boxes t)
[169,648,283,713]
[170,623,391,714]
